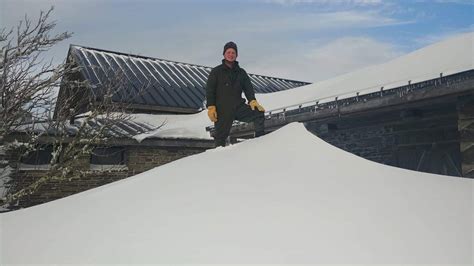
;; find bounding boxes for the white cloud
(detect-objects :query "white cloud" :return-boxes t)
[230,10,411,34]
[413,26,474,48]
[307,37,402,74]
[265,0,383,5]
[245,37,403,82]
[432,0,474,4]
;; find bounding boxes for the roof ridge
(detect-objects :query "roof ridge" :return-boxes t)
[69,44,310,84]
[70,44,212,70]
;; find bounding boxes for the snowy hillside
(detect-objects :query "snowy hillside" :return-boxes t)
[1,123,472,264]
[259,32,473,111]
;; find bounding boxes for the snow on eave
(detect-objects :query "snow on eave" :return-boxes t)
[129,112,213,142]
[259,32,474,112]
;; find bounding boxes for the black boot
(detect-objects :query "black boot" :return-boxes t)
[215,139,226,147]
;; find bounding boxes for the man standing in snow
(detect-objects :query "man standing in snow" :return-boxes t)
[206,41,266,147]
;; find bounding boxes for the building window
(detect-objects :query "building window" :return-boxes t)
[90,147,127,171]
[19,145,53,170]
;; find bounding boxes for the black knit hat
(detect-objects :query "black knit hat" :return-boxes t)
[223,41,238,55]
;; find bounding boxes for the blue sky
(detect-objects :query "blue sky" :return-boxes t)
[1,0,472,82]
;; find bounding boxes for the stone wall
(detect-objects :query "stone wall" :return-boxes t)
[2,143,211,211]
[10,170,130,208]
[127,146,204,174]
[458,97,474,177]
[305,102,463,177]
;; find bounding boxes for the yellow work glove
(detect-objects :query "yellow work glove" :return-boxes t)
[207,106,218,122]
[249,100,265,112]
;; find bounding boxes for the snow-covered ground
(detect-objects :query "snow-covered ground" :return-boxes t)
[0,123,472,264]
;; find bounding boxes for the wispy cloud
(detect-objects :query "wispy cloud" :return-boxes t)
[413,25,474,48]
[230,10,412,34]
[432,0,474,4]
[264,0,383,6]
[246,36,403,82]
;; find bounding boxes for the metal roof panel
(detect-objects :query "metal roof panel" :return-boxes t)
[65,45,311,113]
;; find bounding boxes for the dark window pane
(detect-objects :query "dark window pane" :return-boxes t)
[21,146,53,165]
[90,147,126,165]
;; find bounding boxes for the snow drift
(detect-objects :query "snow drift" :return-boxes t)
[0,123,472,264]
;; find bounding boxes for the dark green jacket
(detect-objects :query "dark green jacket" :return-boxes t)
[206,60,256,113]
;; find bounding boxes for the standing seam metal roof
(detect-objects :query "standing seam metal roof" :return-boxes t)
[67,45,311,112]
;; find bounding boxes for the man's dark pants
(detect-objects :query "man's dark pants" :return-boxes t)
[214,102,265,147]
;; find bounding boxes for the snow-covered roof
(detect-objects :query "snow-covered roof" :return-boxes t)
[10,112,213,144]
[1,123,471,263]
[12,117,156,139]
[131,112,212,141]
[259,32,474,112]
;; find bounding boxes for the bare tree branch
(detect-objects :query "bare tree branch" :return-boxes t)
[0,7,163,210]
